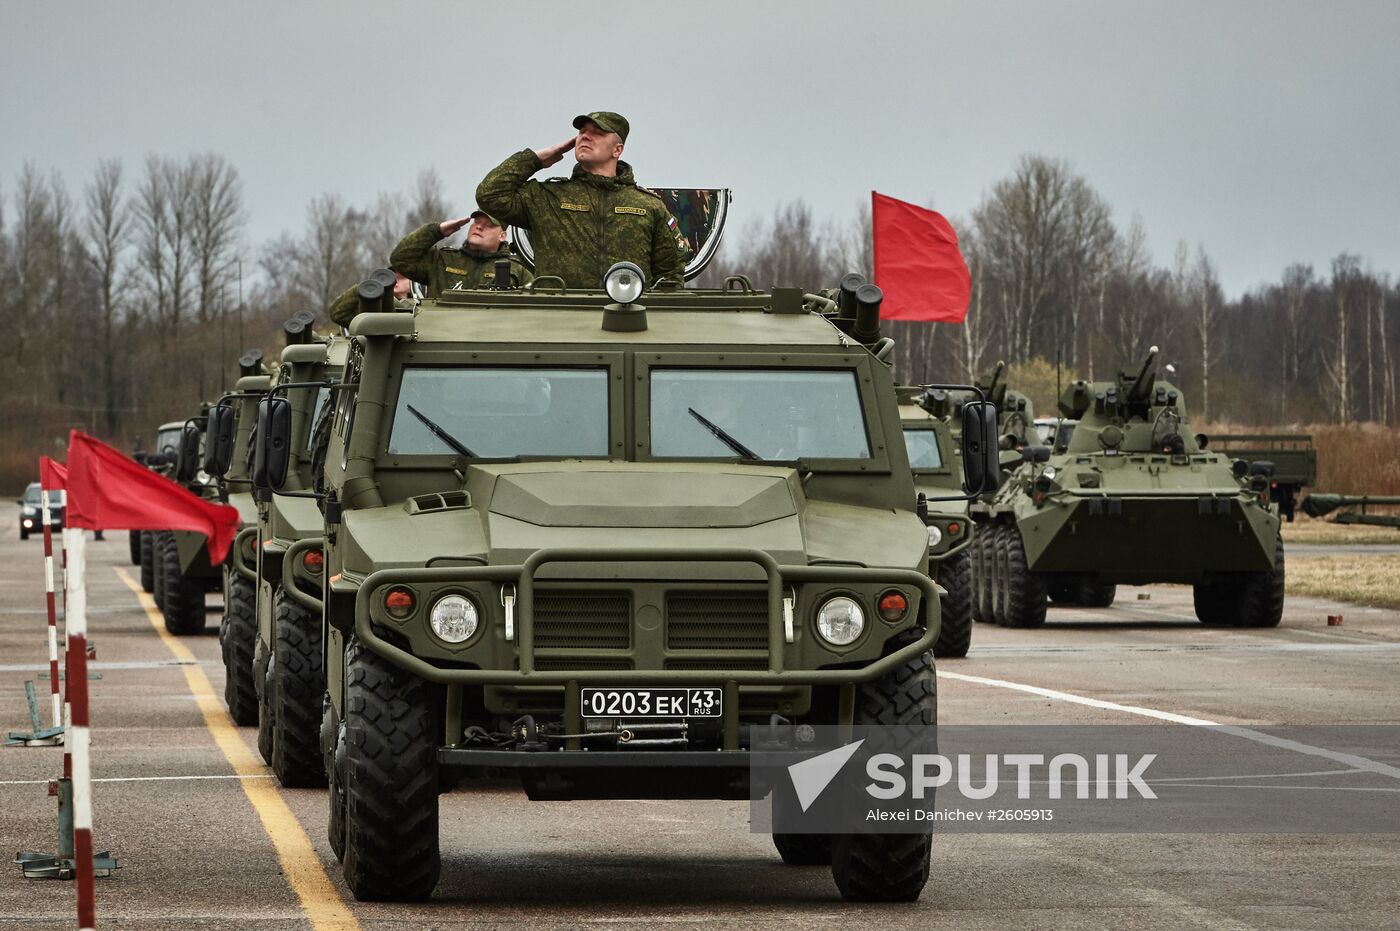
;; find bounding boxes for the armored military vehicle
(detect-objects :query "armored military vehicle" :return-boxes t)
[134,421,186,593]
[897,386,974,657]
[253,330,344,785]
[149,408,227,634]
[972,347,1284,628]
[256,265,998,903]
[204,350,273,726]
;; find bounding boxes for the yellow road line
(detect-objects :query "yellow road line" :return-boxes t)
[116,567,360,931]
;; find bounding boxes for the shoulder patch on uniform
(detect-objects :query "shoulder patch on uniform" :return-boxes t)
[443,266,466,275]
[560,201,592,212]
[615,205,647,216]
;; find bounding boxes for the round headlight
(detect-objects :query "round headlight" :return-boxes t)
[816,596,865,646]
[926,524,943,547]
[430,594,478,644]
[603,262,645,304]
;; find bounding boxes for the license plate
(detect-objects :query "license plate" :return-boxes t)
[580,688,723,718]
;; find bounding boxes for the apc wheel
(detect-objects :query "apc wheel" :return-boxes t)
[221,570,259,726]
[989,525,1010,626]
[160,532,207,635]
[1078,581,1117,608]
[1238,535,1285,628]
[1192,582,1236,626]
[932,550,972,658]
[1001,527,1047,628]
[270,585,327,787]
[128,530,142,566]
[829,641,935,902]
[342,638,440,901]
[139,531,156,592]
[255,637,274,764]
[970,529,991,623]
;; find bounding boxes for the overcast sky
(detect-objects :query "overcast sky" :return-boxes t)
[3,0,1397,297]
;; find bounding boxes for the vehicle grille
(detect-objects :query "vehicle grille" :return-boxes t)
[666,592,769,651]
[535,657,633,671]
[665,657,769,671]
[534,592,631,650]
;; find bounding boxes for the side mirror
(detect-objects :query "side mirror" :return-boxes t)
[252,397,293,492]
[961,401,1000,495]
[203,404,236,477]
[175,423,202,483]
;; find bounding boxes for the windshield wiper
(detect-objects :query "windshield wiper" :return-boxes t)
[407,404,477,458]
[687,407,760,460]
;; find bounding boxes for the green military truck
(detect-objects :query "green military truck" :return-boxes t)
[206,351,272,726]
[897,386,974,657]
[1207,433,1316,521]
[152,408,227,634]
[256,268,997,902]
[134,421,186,592]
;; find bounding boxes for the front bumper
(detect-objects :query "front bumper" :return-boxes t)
[351,546,940,687]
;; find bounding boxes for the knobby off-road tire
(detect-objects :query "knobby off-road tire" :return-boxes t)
[932,550,973,658]
[342,637,440,901]
[324,696,347,861]
[271,585,327,787]
[1000,526,1047,629]
[127,530,142,566]
[160,532,206,635]
[139,531,156,592]
[151,532,167,607]
[1077,581,1117,608]
[830,642,936,902]
[1238,534,1285,628]
[1193,581,1236,626]
[970,529,990,623]
[220,570,259,726]
[255,637,274,764]
[989,525,1010,627]
[772,776,833,865]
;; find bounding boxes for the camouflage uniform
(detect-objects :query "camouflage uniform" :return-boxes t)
[476,151,687,290]
[388,222,533,297]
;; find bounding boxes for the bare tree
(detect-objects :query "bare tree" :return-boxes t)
[84,160,130,434]
[1325,254,1362,422]
[1183,245,1223,422]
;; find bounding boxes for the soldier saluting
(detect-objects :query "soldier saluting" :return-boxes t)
[389,209,532,297]
[476,111,687,290]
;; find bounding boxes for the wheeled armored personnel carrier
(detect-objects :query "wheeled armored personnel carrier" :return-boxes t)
[133,421,186,591]
[972,347,1284,628]
[255,264,998,903]
[897,386,974,657]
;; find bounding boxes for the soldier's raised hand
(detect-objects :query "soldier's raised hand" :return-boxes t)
[535,135,578,168]
[438,215,473,237]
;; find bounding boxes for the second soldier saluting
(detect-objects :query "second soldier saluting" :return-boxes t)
[477,111,687,290]
[390,209,532,296]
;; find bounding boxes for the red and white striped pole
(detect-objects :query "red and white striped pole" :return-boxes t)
[40,488,63,733]
[63,529,96,930]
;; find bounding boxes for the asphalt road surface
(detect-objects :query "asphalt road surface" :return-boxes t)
[2,530,1398,930]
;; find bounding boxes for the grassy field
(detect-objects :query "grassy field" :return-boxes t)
[1287,552,1400,610]
[1283,518,1400,545]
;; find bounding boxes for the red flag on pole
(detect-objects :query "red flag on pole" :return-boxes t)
[39,456,68,490]
[64,430,240,563]
[872,191,971,323]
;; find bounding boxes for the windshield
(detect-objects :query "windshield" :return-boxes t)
[23,485,64,505]
[650,369,870,460]
[155,427,183,453]
[304,387,330,454]
[387,366,610,457]
[902,429,943,469]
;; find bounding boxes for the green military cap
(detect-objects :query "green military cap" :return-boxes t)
[470,209,504,228]
[573,111,629,143]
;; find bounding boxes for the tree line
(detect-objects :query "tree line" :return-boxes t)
[1,152,1396,490]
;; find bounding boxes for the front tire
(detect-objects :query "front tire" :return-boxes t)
[220,570,259,726]
[829,643,936,902]
[160,532,206,635]
[1001,526,1047,628]
[151,531,167,608]
[270,585,327,787]
[128,530,142,566]
[932,550,972,658]
[342,638,440,901]
[140,531,156,592]
[1238,535,1285,628]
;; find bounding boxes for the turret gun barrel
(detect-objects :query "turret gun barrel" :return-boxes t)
[1127,345,1159,401]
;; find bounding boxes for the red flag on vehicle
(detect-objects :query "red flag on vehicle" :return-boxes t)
[39,456,68,490]
[872,191,971,323]
[64,430,240,563]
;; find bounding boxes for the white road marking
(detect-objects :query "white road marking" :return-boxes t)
[937,669,1400,779]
